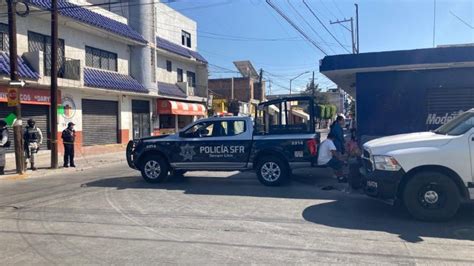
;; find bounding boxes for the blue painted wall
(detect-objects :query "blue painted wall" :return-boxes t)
[356,67,474,143]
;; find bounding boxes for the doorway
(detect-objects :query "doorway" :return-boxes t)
[132,100,151,139]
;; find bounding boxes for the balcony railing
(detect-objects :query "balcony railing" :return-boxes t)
[44,54,81,81]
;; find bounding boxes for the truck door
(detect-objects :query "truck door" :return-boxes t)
[171,119,252,169]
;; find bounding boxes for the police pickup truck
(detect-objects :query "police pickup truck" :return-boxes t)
[127,96,320,186]
[362,109,474,221]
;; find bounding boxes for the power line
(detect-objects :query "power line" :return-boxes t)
[286,0,337,54]
[450,10,474,29]
[302,0,351,54]
[0,0,232,19]
[265,0,328,55]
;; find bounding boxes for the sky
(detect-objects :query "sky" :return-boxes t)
[165,0,474,94]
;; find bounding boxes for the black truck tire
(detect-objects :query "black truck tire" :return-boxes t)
[402,171,460,221]
[140,155,169,183]
[256,156,290,186]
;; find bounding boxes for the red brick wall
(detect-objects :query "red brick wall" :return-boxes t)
[208,78,254,102]
[57,130,125,156]
[253,80,265,101]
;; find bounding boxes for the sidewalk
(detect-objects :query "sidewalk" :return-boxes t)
[1,150,126,180]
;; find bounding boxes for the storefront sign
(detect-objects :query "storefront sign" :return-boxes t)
[0,87,60,105]
[426,110,464,126]
[7,88,19,107]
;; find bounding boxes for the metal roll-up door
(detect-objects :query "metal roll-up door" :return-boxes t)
[82,99,118,146]
[426,87,474,130]
[0,103,50,152]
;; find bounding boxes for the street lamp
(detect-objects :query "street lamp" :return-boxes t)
[289,71,310,94]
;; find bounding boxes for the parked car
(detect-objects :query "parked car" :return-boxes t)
[127,96,320,186]
[361,109,474,221]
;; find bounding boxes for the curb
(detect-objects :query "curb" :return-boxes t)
[0,161,125,180]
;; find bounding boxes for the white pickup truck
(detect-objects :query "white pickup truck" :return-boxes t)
[361,109,474,221]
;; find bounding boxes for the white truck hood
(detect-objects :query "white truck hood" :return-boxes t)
[364,132,455,155]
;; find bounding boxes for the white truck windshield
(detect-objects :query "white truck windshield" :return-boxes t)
[434,111,474,135]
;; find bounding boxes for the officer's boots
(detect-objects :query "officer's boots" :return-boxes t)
[31,163,37,171]
[0,167,4,175]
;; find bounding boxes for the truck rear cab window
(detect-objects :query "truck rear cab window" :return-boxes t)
[255,98,313,135]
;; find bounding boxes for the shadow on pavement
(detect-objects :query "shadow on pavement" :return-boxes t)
[84,170,474,242]
[302,199,474,242]
[84,171,342,201]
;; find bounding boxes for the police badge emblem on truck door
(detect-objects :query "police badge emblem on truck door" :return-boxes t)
[180,144,196,161]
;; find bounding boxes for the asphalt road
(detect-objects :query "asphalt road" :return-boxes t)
[1,163,474,264]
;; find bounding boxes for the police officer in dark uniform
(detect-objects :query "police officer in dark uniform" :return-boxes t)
[0,120,9,175]
[62,122,76,168]
[24,118,43,171]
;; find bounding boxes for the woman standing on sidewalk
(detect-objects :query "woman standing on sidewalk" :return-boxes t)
[0,120,9,175]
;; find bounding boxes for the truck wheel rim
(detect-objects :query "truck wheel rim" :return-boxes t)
[261,162,281,182]
[144,160,161,179]
[418,184,444,209]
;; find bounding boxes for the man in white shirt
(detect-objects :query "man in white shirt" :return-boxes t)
[318,133,345,182]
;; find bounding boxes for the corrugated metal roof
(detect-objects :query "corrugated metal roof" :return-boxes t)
[0,52,40,79]
[84,68,148,93]
[156,37,208,63]
[158,82,186,98]
[28,0,147,44]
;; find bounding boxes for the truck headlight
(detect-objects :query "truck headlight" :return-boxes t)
[373,155,401,171]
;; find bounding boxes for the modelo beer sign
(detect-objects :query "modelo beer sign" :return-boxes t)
[426,110,464,126]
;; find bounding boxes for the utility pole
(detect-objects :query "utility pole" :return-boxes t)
[289,71,310,95]
[7,0,25,174]
[432,0,436,47]
[50,0,59,169]
[355,3,359,53]
[231,77,234,100]
[330,18,355,54]
[330,5,360,54]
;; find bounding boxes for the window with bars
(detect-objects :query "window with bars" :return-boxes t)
[85,46,117,71]
[0,23,9,52]
[27,31,65,77]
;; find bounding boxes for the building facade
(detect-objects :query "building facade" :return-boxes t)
[0,0,208,155]
[208,61,265,116]
[320,45,474,143]
[154,3,208,134]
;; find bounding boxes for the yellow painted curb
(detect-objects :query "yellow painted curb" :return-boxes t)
[4,174,29,180]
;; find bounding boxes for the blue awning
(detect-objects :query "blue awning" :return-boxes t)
[158,82,186,98]
[28,0,147,44]
[84,68,148,93]
[156,37,208,63]
[0,52,39,80]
